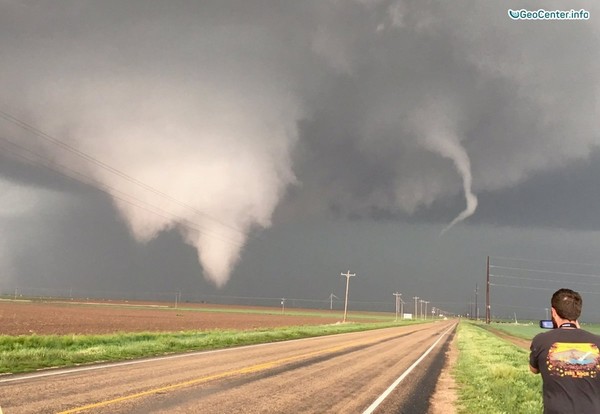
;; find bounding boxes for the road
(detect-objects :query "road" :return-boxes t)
[0,321,456,414]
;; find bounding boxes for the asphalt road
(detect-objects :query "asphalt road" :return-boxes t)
[0,321,456,414]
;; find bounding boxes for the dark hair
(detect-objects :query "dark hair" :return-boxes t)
[552,288,582,321]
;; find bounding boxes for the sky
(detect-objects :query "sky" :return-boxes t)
[1,1,600,320]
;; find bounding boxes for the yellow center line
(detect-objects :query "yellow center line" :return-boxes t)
[57,338,377,414]
[56,325,444,414]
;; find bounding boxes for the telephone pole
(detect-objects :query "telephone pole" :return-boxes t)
[424,300,430,320]
[400,298,404,320]
[475,283,479,320]
[393,292,402,322]
[341,270,356,323]
[486,256,491,324]
[329,293,338,310]
[413,296,419,320]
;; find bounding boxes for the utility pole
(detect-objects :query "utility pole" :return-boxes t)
[475,283,478,320]
[420,299,424,320]
[424,301,429,320]
[341,271,356,323]
[329,293,338,310]
[281,298,286,314]
[486,256,491,324]
[393,292,402,322]
[400,298,404,320]
[413,296,419,320]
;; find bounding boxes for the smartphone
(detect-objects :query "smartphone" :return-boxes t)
[539,320,555,329]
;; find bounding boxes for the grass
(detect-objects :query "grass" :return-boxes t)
[164,305,394,321]
[483,322,548,340]
[5,297,396,321]
[482,321,600,340]
[0,320,421,374]
[454,321,543,414]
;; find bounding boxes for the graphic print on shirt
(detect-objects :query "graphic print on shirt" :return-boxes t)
[547,342,600,378]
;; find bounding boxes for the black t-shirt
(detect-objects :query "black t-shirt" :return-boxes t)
[530,328,600,414]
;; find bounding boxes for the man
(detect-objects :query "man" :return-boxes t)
[530,288,600,413]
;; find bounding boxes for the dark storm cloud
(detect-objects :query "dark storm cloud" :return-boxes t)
[1,0,599,293]
[475,147,600,230]
[289,1,600,226]
[1,0,317,286]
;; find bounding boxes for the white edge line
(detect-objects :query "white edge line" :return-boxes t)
[0,336,307,383]
[0,325,405,384]
[362,323,456,414]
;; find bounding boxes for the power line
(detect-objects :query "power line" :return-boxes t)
[490,265,600,279]
[490,283,600,296]
[490,303,552,311]
[0,135,246,248]
[490,273,600,287]
[490,255,600,268]
[485,255,600,322]
[0,109,250,240]
[489,283,558,292]
[0,105,275,248]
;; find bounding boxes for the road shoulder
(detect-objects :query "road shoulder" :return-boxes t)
[428,331,459,414]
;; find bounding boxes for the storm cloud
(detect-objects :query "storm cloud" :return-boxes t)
[1,0,599,291]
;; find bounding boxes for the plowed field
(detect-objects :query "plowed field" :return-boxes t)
[0,300,347,335]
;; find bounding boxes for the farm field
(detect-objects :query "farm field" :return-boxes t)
[0,298,416,375]
[0,298,392,335]
[484,321,600,343]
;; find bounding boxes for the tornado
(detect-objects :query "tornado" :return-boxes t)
[433,137,478,235]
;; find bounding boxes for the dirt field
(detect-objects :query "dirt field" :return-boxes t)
[485,326,531,349]
[0,299,351,335]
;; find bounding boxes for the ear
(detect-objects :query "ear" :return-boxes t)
[551,307,559,320]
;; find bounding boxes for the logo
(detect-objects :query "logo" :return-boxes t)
[508,9,520,19]
[547,342,600,378]
[508,9,590,21]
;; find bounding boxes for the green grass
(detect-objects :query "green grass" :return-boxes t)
[167,305,394,320]
[483,322,600,340]
[0,320,421,374]
[454,321,543,414]
[484,322,548,340]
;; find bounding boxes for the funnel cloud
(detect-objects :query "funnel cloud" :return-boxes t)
[428,137,478,236]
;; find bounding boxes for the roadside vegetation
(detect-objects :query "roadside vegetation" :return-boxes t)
[454,321,543,413]
[0,320,421,374]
